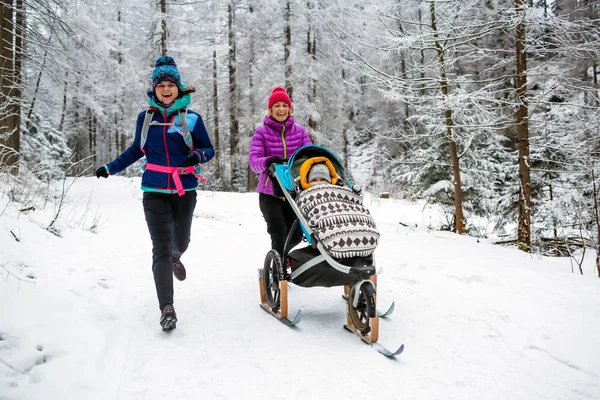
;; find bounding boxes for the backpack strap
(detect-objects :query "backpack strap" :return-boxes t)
[177,109,193,148]
[175,109,206,183]
[139,110,154,152]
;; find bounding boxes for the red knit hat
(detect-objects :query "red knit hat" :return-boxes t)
[268,87,292,109]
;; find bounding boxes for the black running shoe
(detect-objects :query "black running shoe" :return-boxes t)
[172,259,187,281]
[160,304,177,331]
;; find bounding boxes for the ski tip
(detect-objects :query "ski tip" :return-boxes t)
[388,301,396,313]
[377,301,395,318]
[292,309,302,324]
[377,343,404,357]
[282,309,302,326]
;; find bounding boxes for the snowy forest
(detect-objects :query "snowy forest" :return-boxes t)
[1,0,599,269]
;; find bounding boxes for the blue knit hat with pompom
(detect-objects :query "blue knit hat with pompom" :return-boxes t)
[152,56,183,90]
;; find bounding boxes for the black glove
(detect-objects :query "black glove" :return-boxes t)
[181,152,200,167]
[95,166,108,179]
[266,156,285,166]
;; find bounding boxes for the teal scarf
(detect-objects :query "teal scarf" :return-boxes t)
[148,93,191,115]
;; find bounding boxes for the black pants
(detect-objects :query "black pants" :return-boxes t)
[143,191,197,311]
[259,193,302,256]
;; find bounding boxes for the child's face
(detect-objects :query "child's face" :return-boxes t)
[270,102,291,122]
[311,177,329,183]
[155,81,179,105]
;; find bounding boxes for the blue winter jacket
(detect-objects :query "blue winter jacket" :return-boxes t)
[105,94,214,194]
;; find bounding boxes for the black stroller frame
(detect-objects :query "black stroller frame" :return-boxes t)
[257,145,387,346]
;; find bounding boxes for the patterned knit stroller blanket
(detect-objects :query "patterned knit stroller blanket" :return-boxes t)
[280,145,380,259]
[296,184,379,259]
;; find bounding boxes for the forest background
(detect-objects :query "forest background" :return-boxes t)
[1,0,599,271]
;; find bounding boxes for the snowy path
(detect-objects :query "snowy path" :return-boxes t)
[94,185,406,400]
[1,177,599,400]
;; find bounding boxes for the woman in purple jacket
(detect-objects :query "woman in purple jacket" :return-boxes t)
[248,87,312,256]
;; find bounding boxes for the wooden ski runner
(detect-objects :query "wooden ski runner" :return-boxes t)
[258,269,301,326]
[344,315,380,344]
[343,279,380,344]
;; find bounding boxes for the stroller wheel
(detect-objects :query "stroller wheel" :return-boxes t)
[348,282,376,334]
[264,249,283,312]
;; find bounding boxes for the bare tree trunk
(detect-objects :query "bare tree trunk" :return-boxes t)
[13,0,22,169]
[26,43,49,122]
[591,153,600,277]
[594,59,600,278]
[212,49,221,181]
[430,1,465,234]
[515,0,532,251]
[342,107,355,168]
[0,0,20,174]
[548,183,559,256]
[306,4,317,131]
[92,113,97,164]
[246,124,256,190]
[72,108,81,166]
[228,1,239,188]
[88,108,93,161]
[284,0,293,98]
[113,8,123,157]
[160,0,167,56]
[109,113,114,155]
[597,246,600,278]
[0,0,12,127]
[58,72,68,132]
[119,121,126,153]
[396,2,410,130]
[247,4,257,192]
[418,8,425,86]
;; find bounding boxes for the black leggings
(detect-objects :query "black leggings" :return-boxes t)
[259,193,303,256]
[143,191,197,311]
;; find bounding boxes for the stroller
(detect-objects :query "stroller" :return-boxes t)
[258,145,385,345]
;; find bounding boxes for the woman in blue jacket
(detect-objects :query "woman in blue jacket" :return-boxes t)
[95,55,214,331]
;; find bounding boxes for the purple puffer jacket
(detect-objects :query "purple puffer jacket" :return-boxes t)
[248,115,312,196]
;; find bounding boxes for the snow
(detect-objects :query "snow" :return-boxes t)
[1,176,599,400]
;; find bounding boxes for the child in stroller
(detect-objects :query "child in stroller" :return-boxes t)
[258,145,383,343]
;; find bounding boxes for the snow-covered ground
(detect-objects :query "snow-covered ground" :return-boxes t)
[1,176,599,400]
